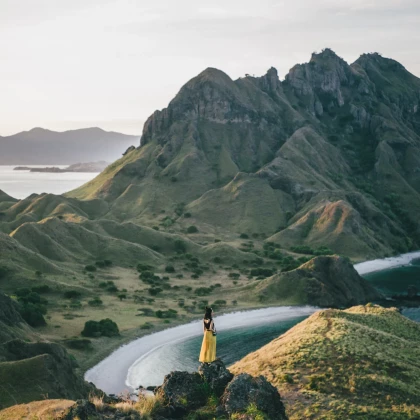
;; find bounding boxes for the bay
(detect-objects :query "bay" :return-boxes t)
[0,165,98,199]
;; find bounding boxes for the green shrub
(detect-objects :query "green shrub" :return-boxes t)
[187,225,199,233]
[184,212,192,218]
[250,268,275,278]
[88,297,103,306]
[228,272,240,279]
[174,239,187,253]
[20,303,47,327]
[165,265,175,273]
[85,265,97,272]
[63,290,82,299]
[81,318,119,337]
[195,287,212,296]
[239,233,249,239]
[149,287,163,296]
[31,285,51,294]
[107,285,119,293]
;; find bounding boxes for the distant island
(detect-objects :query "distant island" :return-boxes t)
[0,127,139,165]
[14,161,109,173]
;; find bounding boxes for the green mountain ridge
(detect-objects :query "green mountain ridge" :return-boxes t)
[60,49,420,259]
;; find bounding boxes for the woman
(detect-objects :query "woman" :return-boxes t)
[199,306,217,363]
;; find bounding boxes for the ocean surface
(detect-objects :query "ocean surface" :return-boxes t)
[0,165,98,199]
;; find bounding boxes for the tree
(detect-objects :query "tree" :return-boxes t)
[85,265,97,272]
[117,293,127,301]
[187,225,198,233]
[165,265,175,273]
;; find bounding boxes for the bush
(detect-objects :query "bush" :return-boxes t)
[165,265,175,273]
[118,293,127,301]
[81,318,119,337]
[239,233,249,239]
[174,239,187,253]
[88,297,103,306]
[184,212,192,218]
[31,285,51,294]
[63,290,82,299]
[155,309,178,319]
[20,303,47,327]
[35,270,42,277]
[187,225,198,234]
[137,263,153,272]
[107,285,119,293]
[85,265,97,272]
[228,272,240,279]
[148,287,163,296]
[194,287,212,296]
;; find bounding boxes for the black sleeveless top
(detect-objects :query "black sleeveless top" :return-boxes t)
[204,318,216,333]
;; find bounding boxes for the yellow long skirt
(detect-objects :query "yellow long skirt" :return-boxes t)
[199,330,217,363]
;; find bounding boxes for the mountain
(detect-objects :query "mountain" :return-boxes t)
[0,127,139,164]
[231,305,420,419]
[66,50,420,260]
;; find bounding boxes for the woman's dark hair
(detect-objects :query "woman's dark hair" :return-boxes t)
[204,306,213,319]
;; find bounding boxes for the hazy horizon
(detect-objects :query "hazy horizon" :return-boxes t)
[1,0,420,136]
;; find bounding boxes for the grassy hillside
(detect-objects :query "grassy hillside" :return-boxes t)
[231,305,420,419]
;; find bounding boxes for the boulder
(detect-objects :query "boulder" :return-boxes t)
[222,373,288,420]
[155,371,206,417]
[198,359,234,396]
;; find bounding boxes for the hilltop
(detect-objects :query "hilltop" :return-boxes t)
[231,305,420,419]
[0,127,138,164]
[64,49,420,260]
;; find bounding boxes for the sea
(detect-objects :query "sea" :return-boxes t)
[0,165,98,199]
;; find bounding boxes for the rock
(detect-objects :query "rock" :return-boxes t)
[155,371,206,417]
[198,359,234,396]
[62,399,97,420]
[123,145,136,156]
[221,373,288,420]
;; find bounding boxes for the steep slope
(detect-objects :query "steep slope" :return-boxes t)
[243,255,381,307]
[231,305,420,419]
[65,49,420,259]
[0,127,138,164]
[0,292,35,346]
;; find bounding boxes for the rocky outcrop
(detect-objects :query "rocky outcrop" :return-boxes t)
[222,374,287,420]
[255,255,382,307]
[198,358,234,396]
[155,360,288,419]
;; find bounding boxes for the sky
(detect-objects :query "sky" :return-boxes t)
[1,0,420,136]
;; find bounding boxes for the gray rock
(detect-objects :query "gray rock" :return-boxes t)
[222,373,288,420]
[198,359,234,396]
[155,371,206,417]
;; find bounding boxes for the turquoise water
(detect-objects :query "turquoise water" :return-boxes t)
[362,262,420,322]
[126,316,308,389]
[363,263,420,295]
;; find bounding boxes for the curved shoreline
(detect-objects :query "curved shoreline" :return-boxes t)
[354,251,420,275]
[85,306,317,395]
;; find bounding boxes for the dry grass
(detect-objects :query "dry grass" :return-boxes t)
[89,393,106,412]
[134,394,164,418]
